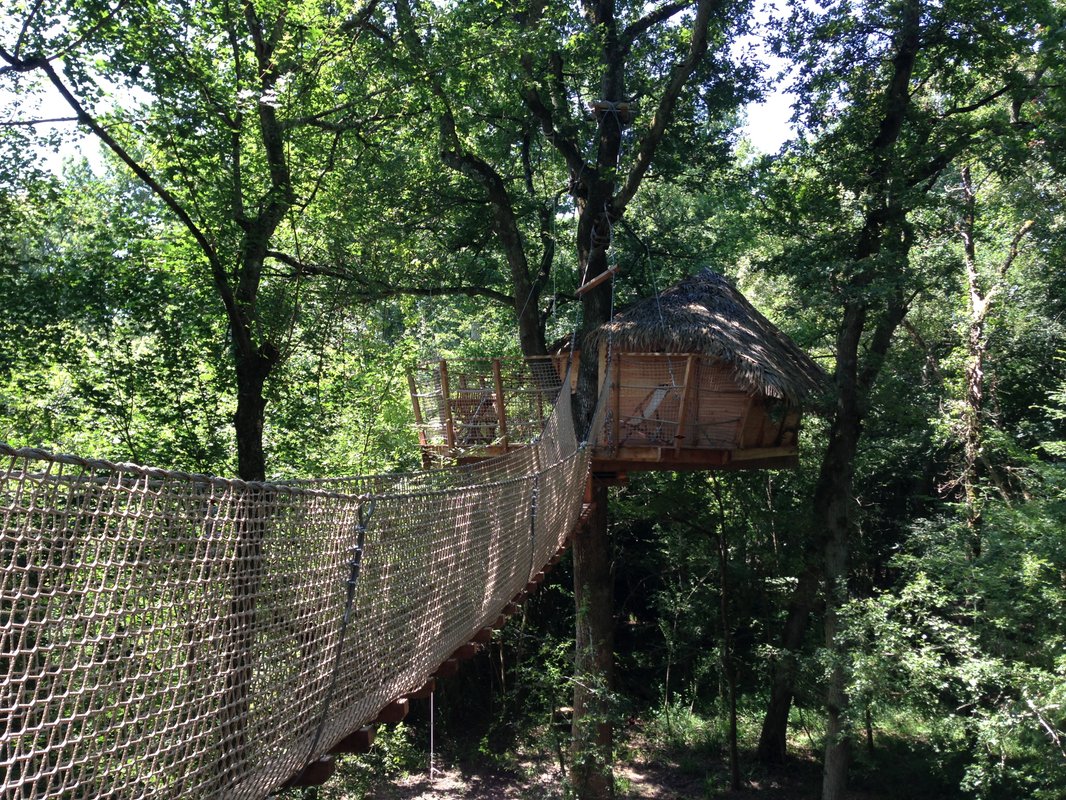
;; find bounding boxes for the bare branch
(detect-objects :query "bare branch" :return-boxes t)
[14,0,46,60]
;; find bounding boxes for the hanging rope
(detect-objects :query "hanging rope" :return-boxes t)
[301,498,377,771]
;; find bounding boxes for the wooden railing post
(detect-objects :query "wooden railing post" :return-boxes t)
[675,354,696,453]
[407,371,428,447]
[439,360,456,450]
[492,359,509,452]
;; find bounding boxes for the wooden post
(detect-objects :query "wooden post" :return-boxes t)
[674,355,696,453]
[534,360,545,425]
[407,371,428,447]
[610,353,621,454]
[575,264,619,297]
[439,360,456,450]
[492,358,509,451]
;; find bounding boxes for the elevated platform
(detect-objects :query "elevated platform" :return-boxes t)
[408,354,804,475]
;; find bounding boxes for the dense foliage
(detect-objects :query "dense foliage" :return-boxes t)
[2,0,1064,798]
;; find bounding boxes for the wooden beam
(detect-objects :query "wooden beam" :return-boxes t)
[433,659,459,679]
[330,727,375,755]
[674,355,696,453]
[283,757,336,788]
[407,371,428,447]
[406,679,436,700]
[728,445,798,462]
[372,698,409,725]
[575,264,619,297]
[438,360,455,450]
[492,358,509,451]
[451,643,480,661]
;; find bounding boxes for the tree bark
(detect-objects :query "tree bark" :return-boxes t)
[233,345,277,482]
[571,480,615,800]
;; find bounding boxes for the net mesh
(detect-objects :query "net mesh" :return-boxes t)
[408,357,569,460]
[1,380,590,800]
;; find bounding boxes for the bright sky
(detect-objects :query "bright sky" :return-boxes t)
[743,86,795,154]
[738,1,797,154]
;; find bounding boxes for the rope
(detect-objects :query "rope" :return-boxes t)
[301,498,377,769]
[1,374,592,800]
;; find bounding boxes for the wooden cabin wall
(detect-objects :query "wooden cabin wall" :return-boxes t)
[687,359,749,450]
[738,398,801,449]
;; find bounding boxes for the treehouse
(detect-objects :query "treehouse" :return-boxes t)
[408,269,826,475]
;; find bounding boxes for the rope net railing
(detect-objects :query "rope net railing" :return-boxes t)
[1,377,591,800]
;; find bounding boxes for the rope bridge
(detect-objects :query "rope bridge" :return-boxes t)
[1,369,593,799]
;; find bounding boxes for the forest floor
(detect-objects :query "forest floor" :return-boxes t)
[360,723,893,800]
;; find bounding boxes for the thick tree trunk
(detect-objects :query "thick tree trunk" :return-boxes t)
[816,293,867,800]
[569,184,617,799]
[218,336,278,789]
[233,347,276,481]
[571,480,615,800]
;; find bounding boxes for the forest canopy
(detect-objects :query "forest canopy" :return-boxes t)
[1,0,1065,799]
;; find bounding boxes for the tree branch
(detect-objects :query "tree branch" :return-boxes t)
[0,116,79,126]
[620,1,690,53]
[614,0,717,211]
[264,250,514,304]
[940,83,1012,118]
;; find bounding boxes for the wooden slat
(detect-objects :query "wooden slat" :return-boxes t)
[674,354,696,453]
[438,360,456,450]
[433,659,460,679]
[330,727,375,755]
[373,698,409,725]
[283,757,336,788]
[451,643,480,661]
[406,679,436,700]
[492,358,509,452]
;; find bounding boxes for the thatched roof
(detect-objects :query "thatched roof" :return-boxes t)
[586,268,827,405]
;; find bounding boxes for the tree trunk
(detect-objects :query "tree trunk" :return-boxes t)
[571,480,615,800]
[569,127,620,800]
[816,274,869,796]
[233,347,276,481]
[218,336,277,789]
[716,516,741,791]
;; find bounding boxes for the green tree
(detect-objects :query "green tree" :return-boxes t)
[0,0,400,480]
[390,3,755,795]
[750,3,1063,798]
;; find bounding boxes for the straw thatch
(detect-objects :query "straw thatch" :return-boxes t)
[586,268,827,405]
